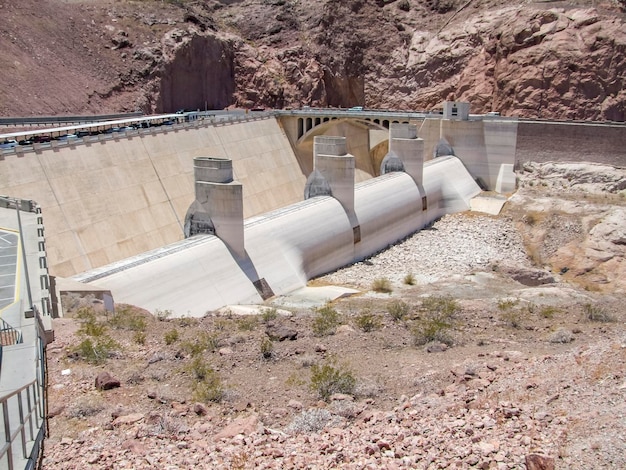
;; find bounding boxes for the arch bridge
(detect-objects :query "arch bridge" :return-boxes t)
[277,109,436,181]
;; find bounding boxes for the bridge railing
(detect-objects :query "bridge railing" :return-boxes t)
[0,112,144,127]
[0,110,276,156]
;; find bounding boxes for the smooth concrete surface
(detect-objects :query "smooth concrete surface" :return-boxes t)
[76,155,480,317]
[495,163,516,193]
[419,118,518,191]
[77,235,264,315]
[469,194,508,215]
[0,118,306,278]
[312,136,357,228]
[270,286,361,310]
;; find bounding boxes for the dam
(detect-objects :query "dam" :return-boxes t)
[1,104,624,317]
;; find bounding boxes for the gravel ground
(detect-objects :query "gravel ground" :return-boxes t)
[321,213,531,288]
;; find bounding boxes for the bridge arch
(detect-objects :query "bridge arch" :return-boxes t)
[296,117,388,146]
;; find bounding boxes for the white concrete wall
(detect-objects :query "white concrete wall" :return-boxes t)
[79,156,480,317]
[0,118,305,277]
[419,118,518,191]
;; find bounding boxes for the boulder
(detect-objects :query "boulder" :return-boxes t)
[525,454,555,470]
[95,372,120,391]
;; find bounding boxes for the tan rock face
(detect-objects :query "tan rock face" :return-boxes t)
[380,7,626,119]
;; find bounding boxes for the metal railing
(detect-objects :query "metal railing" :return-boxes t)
[0,380,45,470]
[0,319,22,348]
[0,318,23,376]
[0,306,48,470]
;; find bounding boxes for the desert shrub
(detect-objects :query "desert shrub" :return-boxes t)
[236,316,258,331]
[354,378,383,398]
[74,337,119,365]
[498,298,523,328]
[549,328,574,344]
[185,355,224,402]
[260,307,278,323]
[387,300,410,321]
[411,295,459,346]
[181,331,220,356]
[540,305,559,319]
[309,358,356,401]
[371,278,392,293]
[260,336,274,360]
[354,308,381,332]
[164,328,179,345]
[298,354,317,368]
[285,408,334,434]
[108,305,147,332]
[331,400,359,419]
[178,316,199,328]
[583,303,614,322]
[422,295,459,317]
[312,303,341,337]
[155,309,173,322]
[213,318,231,331]
[187,356,211,381]
[192,371,224,403]
[72,307,119,364]
[497,298,519,311]
[67,398,104,419]
[133,331,146,345]
[403,272,416,285]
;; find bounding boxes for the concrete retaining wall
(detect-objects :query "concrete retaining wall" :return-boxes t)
[0,118,305,277]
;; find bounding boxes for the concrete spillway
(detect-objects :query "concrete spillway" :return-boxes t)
[74,152,481,317]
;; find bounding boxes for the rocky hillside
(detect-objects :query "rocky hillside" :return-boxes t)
[0,0,625,120]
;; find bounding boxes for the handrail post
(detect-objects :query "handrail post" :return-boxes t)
[26,388,34,442]
[3,400,13,469]
[18,391,26,459]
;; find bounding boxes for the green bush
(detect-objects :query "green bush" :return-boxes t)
[387,300,410,321]
[412,295,459,346]
[421,295,459,317]
[188,358,224,403]
[187,356,211,381]
[354,309,381,332]
[309,359,356,401]
[371,278,392,293]
[236,316,258,331]
[312,303,341,337]
[74,336,119,365]
[260,336,274,360]
[261,307,278,323]
[181,331,220,356]
[164,329,179,345]
[108,305,147,332]
[72,307,119,364]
